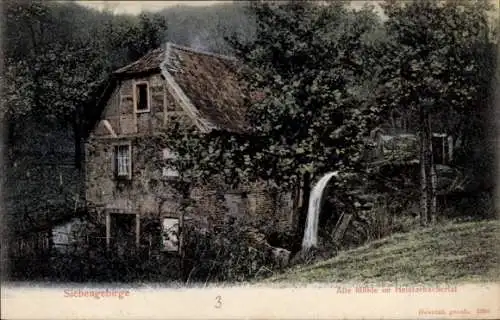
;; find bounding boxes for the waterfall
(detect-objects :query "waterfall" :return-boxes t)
[301,171,339,250]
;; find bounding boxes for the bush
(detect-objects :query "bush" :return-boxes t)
[44,216,182,282]
[443,191,495,221]
[11,211,295,283]
[182,217,288,283]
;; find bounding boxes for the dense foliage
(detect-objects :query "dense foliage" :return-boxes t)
[376,0,497,224]
[157,2,386,232]
[3,1,167,124]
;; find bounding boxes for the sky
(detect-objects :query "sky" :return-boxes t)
[76,1,229,14]
[76,0,497,25]
[76,1,384,14]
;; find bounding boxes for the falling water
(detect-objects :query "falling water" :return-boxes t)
[301,171,339,250]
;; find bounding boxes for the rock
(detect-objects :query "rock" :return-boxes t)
[271,247,291,268]
[242,228,292,268]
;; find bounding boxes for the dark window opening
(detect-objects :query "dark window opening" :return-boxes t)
[432,134,452,165]
[136,83,149,111]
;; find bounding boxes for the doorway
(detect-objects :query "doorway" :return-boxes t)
[109,213,138,256]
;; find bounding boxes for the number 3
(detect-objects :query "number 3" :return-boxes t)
[215,295,222,308]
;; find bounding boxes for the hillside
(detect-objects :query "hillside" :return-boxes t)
[266,219,499,284]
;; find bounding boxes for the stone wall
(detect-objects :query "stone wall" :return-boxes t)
[87,138,292,220]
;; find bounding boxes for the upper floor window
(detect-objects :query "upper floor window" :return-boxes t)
[115,144,132,179]
[135,82,150,113]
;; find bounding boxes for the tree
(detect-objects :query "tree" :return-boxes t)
[378,0,496,225]
[3,0,109,174]
[2,0,169,247]
[156,2,383,236]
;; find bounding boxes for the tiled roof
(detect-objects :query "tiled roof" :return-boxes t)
[164,44,249,133]
[113,48,165,75]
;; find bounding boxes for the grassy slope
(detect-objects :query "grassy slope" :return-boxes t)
[267,219,499,285]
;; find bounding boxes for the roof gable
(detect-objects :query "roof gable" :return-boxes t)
[110,43,249,133]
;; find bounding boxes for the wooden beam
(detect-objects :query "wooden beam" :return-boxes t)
[105,212,111,249]
[135,214,140,248]
[102,120,118,137]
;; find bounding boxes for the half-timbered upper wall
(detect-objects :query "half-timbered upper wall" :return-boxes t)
[92,73,189,138]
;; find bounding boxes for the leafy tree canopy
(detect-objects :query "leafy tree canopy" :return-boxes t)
[157,2,384,197]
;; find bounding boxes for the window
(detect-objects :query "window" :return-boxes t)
[162,148,179,178]
[135,82,149,112]
[432,133,453,165]
[162,218,179,252]
[114,144,131,179]
[52,218,83,253]
[224,193,245,217]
